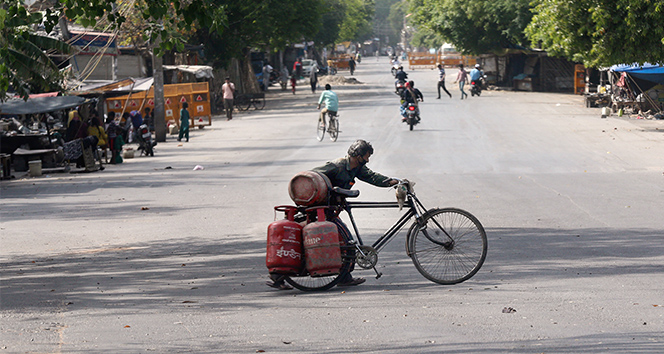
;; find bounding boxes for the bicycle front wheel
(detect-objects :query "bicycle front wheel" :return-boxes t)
[255,97,265,110]
[408,208,487,285]
[328,116,339,142]
[316,115,326,141]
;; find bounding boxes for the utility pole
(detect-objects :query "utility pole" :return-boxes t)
[152,36,166,142]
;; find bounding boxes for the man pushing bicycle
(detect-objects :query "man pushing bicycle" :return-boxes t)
[268,140,400,290]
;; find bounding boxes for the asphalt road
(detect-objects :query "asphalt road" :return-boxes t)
[2,57,664,353]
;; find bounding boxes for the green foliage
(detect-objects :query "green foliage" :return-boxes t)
[337,0,375,42]
[190,0,323,67]
[526,0,664,67]
[58,0,223,56]
[373,0,400,46]
[386,0,407,45]
[410,0,532,54]
[0,0,72,100]
[313,0,346,47]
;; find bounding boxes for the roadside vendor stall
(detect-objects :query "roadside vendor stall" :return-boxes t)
[0,95,100,177]
[609,63,664,115]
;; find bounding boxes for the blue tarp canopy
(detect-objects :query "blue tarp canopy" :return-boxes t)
[610,63,664,84]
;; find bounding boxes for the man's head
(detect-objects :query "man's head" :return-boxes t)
[182,102,189,109]
[475,64,480,69]
[225,77,230,82]
[348,140,374,165]
[325,84,331,90]
[408,80,415,88]
[437,64,442,69]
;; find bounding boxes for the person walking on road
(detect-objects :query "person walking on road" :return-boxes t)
[280,65,289,91]
[453,64,469,100]
[222,77,235,120]
[436,64,452,99]
[290,73,297,94]
[178,102,190,142]
[262,63,271,91]
[310,65,318,93]
[349,57,356,76]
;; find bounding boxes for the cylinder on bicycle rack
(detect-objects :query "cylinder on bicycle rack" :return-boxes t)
[266,206,304,274]
[302,207,342,277]
[288,170,332,207]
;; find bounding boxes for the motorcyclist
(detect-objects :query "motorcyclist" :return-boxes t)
[470,64,483,83]
[394,66,408,92]
[400,80,423,121]
[394,66,408,81]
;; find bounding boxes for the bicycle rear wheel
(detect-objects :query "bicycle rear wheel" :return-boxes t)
[328,116,338,142]
[234,95,249,111]
[285,224,353,291]
[408,208,487,285]
[316,115,326,141]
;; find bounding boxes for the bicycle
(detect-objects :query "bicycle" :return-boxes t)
[316,110,339,142]
[285,180,488,291]
[234,93,265,111]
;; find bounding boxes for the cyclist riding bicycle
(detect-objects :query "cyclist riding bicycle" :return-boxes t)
[317,84,338,121]
[267,140,401,290]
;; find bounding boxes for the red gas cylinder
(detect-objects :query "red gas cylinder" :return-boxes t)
[302,207,342,277]
[288,171,332,207]
[266,206,304,274]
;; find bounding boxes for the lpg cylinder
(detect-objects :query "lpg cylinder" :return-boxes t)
[302,207,342,277]
[288,171,332,206]
[266,206,304,274]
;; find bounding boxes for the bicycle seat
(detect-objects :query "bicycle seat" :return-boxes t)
[332,187,359,198]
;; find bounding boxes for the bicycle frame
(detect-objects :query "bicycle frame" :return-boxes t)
[340,191,429,255]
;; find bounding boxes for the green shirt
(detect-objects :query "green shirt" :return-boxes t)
[312,156,392,190]
[180,108,190,128]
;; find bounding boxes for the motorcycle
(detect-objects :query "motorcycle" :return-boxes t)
[470,75,487,97]
[395,79,406,97]
[135,124,156,156]
[402,103,420,131]
[391,63,400,76]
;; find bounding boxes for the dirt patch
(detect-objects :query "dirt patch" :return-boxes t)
[318,75,363,85]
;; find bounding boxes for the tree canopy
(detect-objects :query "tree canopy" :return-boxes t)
[526,0,664,67]
[1,0,71,101]
[409,0,533,55]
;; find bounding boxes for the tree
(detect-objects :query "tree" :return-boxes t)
[409,0,533,54]
[337,0,375,42]
[1,0,71,101]
[373,0,400,46]
[526,0,664,67]
[58,0,225,55]
[313,0,346,48]
[190,0,323,68]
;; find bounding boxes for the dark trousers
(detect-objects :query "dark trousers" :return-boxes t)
[437,80,452,98]
[178,126,189,142]
[224,99,233,119]
[331,217,355,282]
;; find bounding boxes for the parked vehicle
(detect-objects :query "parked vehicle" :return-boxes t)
[301,59,317,77]
[135,124,155,156]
